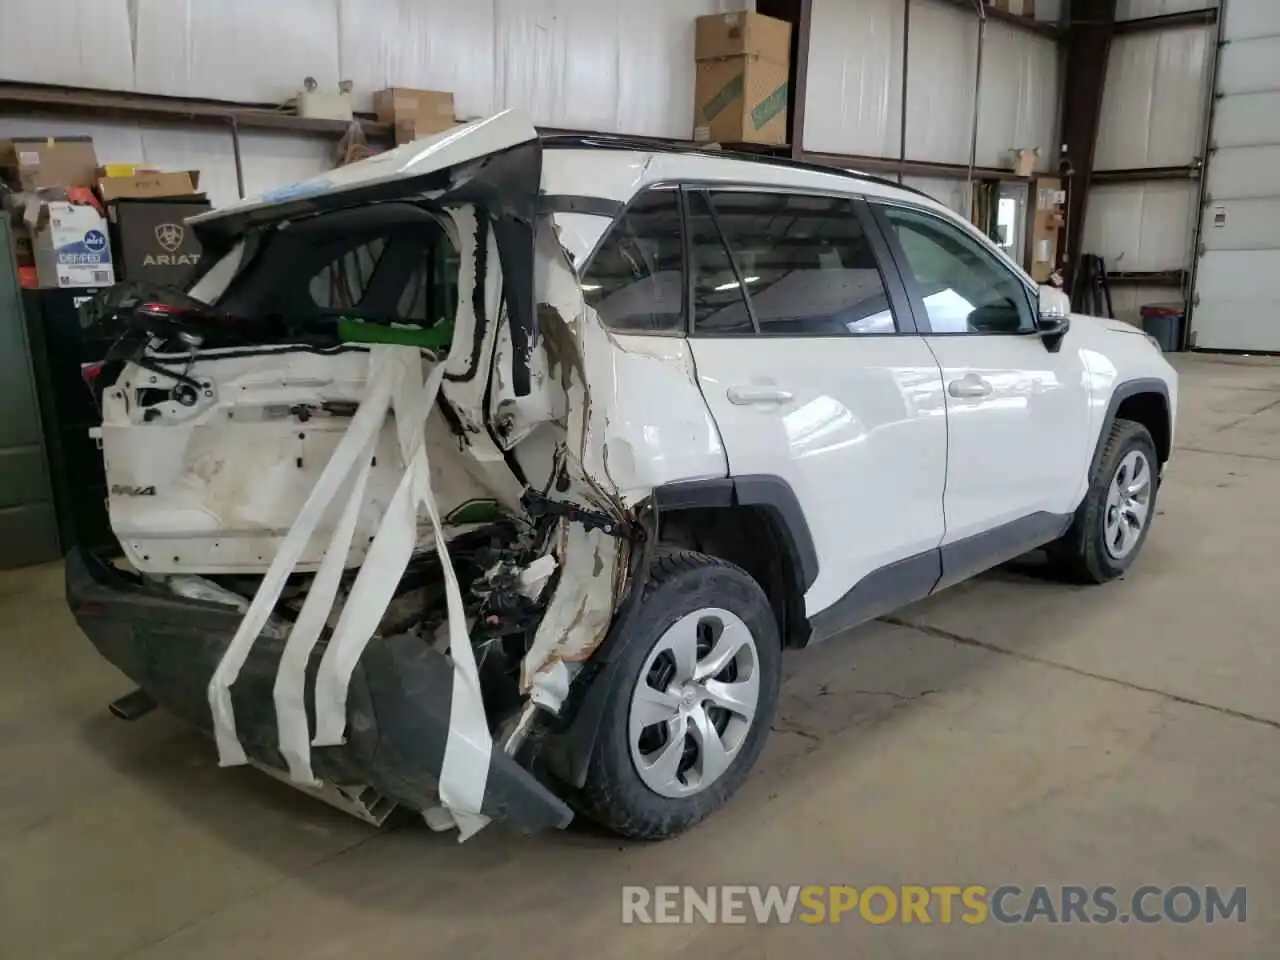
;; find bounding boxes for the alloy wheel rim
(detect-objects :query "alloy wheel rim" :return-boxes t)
[628,607,760,799]
[1104,449,1152,560]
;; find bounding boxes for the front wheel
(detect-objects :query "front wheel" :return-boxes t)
[576,550,782,840]
[1047,418,1160,583]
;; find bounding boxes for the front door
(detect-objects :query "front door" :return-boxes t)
[683,188,948,628]
[871,201,1091,579]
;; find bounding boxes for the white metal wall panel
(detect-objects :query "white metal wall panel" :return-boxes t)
[336,0,498,120]
[1206,144,1280,199]
[1094,27,1212,170]
[133,0,343,104]
[1192,0,1280,350]
[974,22,1059,171]
[1217,35,1280,95]
[1212,91,1280,147]
[344,0,733,134]
[5,0,732,137]
[1082,182,1198,271]
[0,0,134,89]
[1202,199,1280,251]
[803,0,904,157]
[901,176,969,214]
[1223,0,1280,39]
[903,0,978,165]
[1116,0,1219,20]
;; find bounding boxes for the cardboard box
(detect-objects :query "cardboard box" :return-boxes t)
[0,137,99,191]
[31,201,116,289]
[693,56,789,145]
[97,168,200,202]
[393,116,461,145]
[1030,176,1062,283]
[107,197,212,288]
[696,12,791,63]
[373,87,455,126]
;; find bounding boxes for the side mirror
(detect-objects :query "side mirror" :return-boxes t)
[1035,285,1071,351]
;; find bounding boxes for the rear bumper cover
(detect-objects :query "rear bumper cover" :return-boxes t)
[65,548,572,835]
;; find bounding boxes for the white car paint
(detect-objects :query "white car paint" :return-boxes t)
[925,332,1093,540]
[690,336,948,617]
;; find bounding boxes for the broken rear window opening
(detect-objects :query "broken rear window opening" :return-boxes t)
[82,203,462,359]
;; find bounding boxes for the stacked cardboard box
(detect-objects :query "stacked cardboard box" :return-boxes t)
[373,87,457,145]
[693,12,792,146]
[0,137,115,289]
[96,166,211,288]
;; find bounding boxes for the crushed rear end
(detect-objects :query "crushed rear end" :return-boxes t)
[66,112,638,839]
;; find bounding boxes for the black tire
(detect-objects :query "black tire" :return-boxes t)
[1046,418,1160,584]
[575,549,782,840]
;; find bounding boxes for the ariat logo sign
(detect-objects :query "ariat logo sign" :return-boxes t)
[155,222,184,252]
[143,223,201,267]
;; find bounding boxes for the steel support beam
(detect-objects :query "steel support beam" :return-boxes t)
[1059,0,1117,291]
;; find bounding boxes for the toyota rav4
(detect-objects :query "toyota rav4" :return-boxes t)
[66,111,1177,842]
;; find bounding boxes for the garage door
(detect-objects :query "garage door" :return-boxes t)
[1192,1,1280,350]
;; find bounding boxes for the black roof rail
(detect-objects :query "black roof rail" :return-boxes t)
[537,131,935,203]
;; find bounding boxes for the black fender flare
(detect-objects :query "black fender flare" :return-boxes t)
[542,475,817,789]
[1089,378,1171,479]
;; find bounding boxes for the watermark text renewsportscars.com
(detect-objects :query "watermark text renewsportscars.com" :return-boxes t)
[621,885,1247,925]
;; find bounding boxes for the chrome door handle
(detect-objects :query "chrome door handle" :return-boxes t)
[727,386,794,405]
[947,376,993,399]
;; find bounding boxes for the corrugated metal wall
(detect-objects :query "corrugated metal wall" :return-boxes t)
[1,0,740,207]
[1,0,1063,212]
[802,0,1061,172]
[1083,3,1217,325]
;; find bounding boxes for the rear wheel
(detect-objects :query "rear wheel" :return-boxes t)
[1047,418,1159,583]
[577,550,781,840]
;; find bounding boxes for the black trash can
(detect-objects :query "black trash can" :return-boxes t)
[1140,303,1184,353]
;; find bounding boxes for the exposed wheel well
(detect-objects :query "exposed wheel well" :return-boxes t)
[1115,391,1171,464]
[658,506,810,648]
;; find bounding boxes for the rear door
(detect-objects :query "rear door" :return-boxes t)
[684,188,948,633]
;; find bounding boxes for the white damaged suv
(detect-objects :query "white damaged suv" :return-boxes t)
[67,111,1177,841]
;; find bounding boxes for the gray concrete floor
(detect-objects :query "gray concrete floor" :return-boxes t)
[2,354,1278,959]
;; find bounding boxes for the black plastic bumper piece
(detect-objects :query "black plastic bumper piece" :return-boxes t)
[65,548,573,835]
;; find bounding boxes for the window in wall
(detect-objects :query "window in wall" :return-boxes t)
[707,191,898,335]
[581,189,684,333]
[880,205,1033,335]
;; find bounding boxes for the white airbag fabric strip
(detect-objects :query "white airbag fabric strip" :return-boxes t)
[273,431,377,786]
[207,344,494,839]
[311,350,493,840]
[207,347,398,767]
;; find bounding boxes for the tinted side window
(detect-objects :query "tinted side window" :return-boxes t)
[708,191,897,336]
[880,205,1033,335]
[582,189,684,333]
[688,191,755,335]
